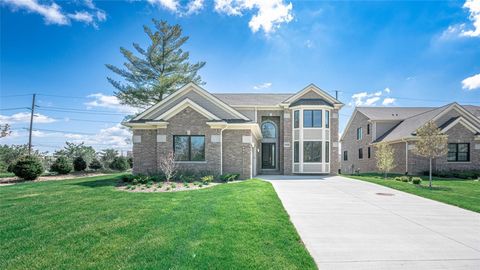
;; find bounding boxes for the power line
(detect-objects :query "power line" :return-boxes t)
[0,107,30,111]
[36,93,90,99]
[0,94,33,98]
[36,107,126,116]
[49,117,120,124]
[32,128,97,136]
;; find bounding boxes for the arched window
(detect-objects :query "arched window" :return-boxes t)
[261,122,277,138]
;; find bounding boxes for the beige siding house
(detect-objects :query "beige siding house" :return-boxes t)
[123,83,343,178]
[341,103,480,175]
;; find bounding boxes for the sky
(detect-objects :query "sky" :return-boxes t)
[1,0,479,153]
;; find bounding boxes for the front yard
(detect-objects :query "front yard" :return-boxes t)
[0,175,315,270]
[345,173,480,213]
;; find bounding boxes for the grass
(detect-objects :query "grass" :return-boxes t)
[0,172,14,178]
[345,173,480,213]
[0,175,315,270]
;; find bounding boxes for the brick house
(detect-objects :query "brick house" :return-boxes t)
[340,103,480,175]
[123,83,344,178]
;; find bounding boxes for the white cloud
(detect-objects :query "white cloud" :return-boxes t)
[3,0,69,25]
[186,0,204,14]
[85,93,140,114]
[0,112,56,124]
[462,73,480,90]
[382,98,396,106]
[304,39,314,48]
[349,88,395,107]
[147,0,179,12]
[214,0,293,33]
[62,124,132,148]
[3,0,107,27]
[462,0,480,37]
[253,82,272,90]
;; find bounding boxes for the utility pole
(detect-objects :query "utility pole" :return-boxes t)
[28,93,36,155]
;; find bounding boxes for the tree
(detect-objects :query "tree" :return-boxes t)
[54,142,96,165]
[89,159,103,170]
[375,142,395,179]
[159,151,177,182]
[12,156,44,180]
[100,148,119,167]
[50,156,73,175]
[414,121,448,188]
[109,156,129,171]
[0,124,11,138]
[73,157,87,172]
[106,19,206,108]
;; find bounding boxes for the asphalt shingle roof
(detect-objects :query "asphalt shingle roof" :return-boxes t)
[357,107,434,121]
[213,93,294,106]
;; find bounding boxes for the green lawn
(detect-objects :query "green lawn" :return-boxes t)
[0,172,14,178]
[345,173,480,213]
[0,175,315,270]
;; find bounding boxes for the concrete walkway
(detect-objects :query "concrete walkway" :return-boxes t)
[261,175,480,270]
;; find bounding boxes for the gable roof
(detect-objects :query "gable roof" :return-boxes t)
[283,83,342,106]
[356,107,433,121]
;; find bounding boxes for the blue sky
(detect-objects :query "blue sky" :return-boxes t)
[1,0,479,153]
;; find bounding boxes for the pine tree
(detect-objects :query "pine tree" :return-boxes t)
[106,19,206,108]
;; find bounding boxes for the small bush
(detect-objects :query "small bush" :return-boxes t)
[89,159,103,170]
[127,157,133,168]
[122,174,135,182]
[110,156,129,171]
[394,176,410,182]
[201,175,214,185]
[73,157,87,172]
[12,156,44,180]
[50,156,73,174]
[411,177,422,184]
[220,173,240,182]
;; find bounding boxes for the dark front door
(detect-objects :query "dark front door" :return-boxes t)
[262,143,276,169]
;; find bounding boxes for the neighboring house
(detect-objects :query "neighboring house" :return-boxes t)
[123,82,343,178]
[341,103,480,175]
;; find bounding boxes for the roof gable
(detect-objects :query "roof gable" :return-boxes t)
[133,83,249,121]
[155,98,221,121]
[283,84,342,107]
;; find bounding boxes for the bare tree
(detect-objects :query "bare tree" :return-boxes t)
[375,142,395,179]
[159,151,177,182]
[0,124,11,138]
[414,121,448,188]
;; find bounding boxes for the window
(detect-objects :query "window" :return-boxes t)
[303,110,322,128]
[367,124,370,135]
[294,141,299,163]
[325,110,330,128]
[343,151,348,161]
[447,143,470,162]
[325,142,330,163]
[173,135,205,161]
[358,148,363,159]
[368,147,371,159]
[294,111,299,128]
[357,127,363,140]
[303,141,322,162]
[261,122,276,138]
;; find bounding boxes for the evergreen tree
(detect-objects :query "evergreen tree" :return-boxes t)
[106,19,206,108]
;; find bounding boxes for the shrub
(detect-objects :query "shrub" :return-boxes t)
[110,156,129,171]
[73,156,87,171]
[7,163,16,173]
[50,156,73,174]
[394,176,410,182]
[411,177,422,185]
[89,159,103,170]
[220,173,240,182]
[201,175,213,185]
[121,174,135,183]
[12,156,44,180]
[127,157,133,168]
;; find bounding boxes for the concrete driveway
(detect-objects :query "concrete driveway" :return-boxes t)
[261,175,480,270]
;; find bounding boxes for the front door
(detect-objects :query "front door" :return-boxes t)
[262,143,276,169]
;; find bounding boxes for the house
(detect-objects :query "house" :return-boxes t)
[123,82,343,178]
[340,103,480,175]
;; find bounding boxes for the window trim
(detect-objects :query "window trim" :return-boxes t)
[173,135,206,162]
[303,110,322,128]
[447,143,470,162]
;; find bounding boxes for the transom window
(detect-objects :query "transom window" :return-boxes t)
[261,122,277,138]
[173,135,205,161]
[304,141,322,162]
[447,143,470,162]
[303,110,322,128]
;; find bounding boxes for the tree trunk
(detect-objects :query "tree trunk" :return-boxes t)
[429,158,432,189]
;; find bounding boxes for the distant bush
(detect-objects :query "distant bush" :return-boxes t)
[89,159,103,170]
[423,170,480,180]
[12,156,44,180]
[50,156,73,174]
[394,176,410,182]
[73,156,87,171]
[220,173,240,182]
[110,156,129,171]
[411,177,422,185]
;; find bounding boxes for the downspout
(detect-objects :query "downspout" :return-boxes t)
[219,125,228,175]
